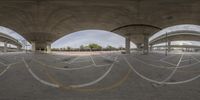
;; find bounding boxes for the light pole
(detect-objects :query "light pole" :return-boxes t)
[165,32,168,56]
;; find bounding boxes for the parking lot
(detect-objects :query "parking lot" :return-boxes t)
[0,52,199,100]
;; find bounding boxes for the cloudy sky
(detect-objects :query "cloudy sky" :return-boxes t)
[150,24,200,46]
[0,26,30,49]
[52,30,136,48]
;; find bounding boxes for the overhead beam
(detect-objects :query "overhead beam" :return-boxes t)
[110,24,162,32]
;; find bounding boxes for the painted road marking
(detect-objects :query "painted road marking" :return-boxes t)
[22,58,59,88]
[124,54,200,85]
[68,56,81,64]
[159,54,176,61]
[34,59,94,71]
[70,56,119,88]
[33,55,119,88]
[0,61,22,77]
[89,55,97,66]
[158,54,183,84]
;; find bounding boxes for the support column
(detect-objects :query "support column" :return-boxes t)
[143,35,149,55]
[17,46,21,51]
[4,42,7,53]
[31,42,36,52]
[136,43,142,50]
[168,41,171,52]
[149,45,153,51]
[46,42,51,53]
[125,35,131,54]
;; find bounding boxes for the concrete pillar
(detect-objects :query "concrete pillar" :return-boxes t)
[143,35,149,54]
[149,45,153,51]
[17,46,21,51]
[4,42,7,53]
[136,43,142,50]
[168,41,171,52]
[125,35,131,54]
[31,42,36,51]
[46,42,51,53]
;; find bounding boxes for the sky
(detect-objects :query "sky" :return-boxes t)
[150,24,200,46]
[52,30,136,48]
[1,24,200,49]
[0,26,30,49]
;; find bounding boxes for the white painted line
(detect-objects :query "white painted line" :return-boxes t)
[180,59,192,62]
[23,58,59,88]
[133,56,172,69]
[124,56,165,84]
[71,59,91,63]
[89,55,96,66]
[134,54,199,69]
[177,61,199,68]
[176,54,184,67]
[70,56,119,88]
[159,54,183,84]
[98,54,116,62]
[159,54,176,61]
[34,59,95,71]
[191,56,200,62]
[34,57,112,71]
[160,60,177,66]
[124,54,200,85]
[68,56,81,64]
[0,61,7,66]
[94,64,111,67]
[0,65,11,77]
[0,61,21,77]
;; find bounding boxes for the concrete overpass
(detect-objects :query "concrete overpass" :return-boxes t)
[149,30,200,51]
[153,44,200,52]
[0,0,200,54]
[153,44,200,49]
[0,32,22,52]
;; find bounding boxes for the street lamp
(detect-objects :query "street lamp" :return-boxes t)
[165,32,168,56]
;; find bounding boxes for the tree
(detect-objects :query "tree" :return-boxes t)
[106,45,116,50]
[118,46,125,50]
[88,43,102,50]
[67,46,71,51]
[80,45,85,50]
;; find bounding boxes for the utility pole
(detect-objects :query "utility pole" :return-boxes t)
[165,32,168,56]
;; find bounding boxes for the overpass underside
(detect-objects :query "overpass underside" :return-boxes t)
[0,0,199,54]
[0,0,200,99]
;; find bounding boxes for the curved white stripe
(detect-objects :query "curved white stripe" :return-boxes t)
[124,56,200,85]
[0,65,11,77]
[70,56,119,88]
[158,54,183,84]
[134,55,198,69]
[0,61,7,66]
[23,58,59,88]
[0,61,21,77]
[34,59,94,71]
[34,58,112,71]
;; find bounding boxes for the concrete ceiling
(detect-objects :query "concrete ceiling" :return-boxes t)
[0,0,200,48]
